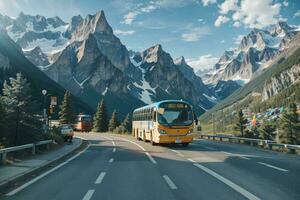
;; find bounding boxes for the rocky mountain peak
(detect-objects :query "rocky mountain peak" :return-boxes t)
[174,56,187,66]
[93,10,112,34]
[141,44,173,66]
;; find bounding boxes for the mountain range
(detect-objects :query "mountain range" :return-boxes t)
[202,21,299,86]
[0,11,299,118]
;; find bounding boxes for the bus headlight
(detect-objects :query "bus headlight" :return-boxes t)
[158,129,166,134]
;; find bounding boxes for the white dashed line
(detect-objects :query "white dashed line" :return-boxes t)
[203,146,217,151]
[163,175,178,190]
[113,148,116,152]
[109,158,114,163]
[145,152,157,164]
[82,189,95,200]
[193,163,260,200]
[170,149,184,157]
[95,172,106,184]
[258,162,288,172]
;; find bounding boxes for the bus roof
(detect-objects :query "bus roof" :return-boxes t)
[133,100,191,113]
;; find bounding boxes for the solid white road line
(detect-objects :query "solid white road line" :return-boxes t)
[239,156,251,160]
[109,158,114,163]
[6,144,91,196]
[145,152,157,164]
[163,175,178,190]
[82,189,95,200]
[112,136,158,164]
[258,162,288,172]
[170,149,184,157]
[194,163,260,200]
[193,163,260,200]
[113,148,116,152]
[187,158,196,163]
[221,151,233,155]
[95,172,106,184]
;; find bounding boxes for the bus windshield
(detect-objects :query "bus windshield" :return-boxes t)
[157,102,193,126]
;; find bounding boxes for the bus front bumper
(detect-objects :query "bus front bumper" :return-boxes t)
[158,134,193,144]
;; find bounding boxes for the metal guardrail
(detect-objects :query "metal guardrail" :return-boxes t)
[199,134,300,153]
[0,140,53,164]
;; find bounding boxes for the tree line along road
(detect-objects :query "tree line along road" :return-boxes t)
[2,132,300,200]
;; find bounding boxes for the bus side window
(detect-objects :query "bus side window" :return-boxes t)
[153,111,156,122]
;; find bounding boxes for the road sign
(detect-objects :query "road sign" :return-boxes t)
[50,96,57,106]
[42,89,47,95]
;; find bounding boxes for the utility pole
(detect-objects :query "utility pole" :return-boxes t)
[42,89,48,134]
[212,113,215,135]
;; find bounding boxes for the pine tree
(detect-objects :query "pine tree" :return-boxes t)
[277,103,300,144]
[258,120,276,140]
[108,110,119,132]
[59,91,75,124]
[2,73,42,145]
[93,100,109,132]
[234,109,248,137]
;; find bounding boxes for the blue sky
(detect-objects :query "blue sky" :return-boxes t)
[0,0,299,71]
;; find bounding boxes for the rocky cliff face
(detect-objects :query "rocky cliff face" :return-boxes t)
[71,11,138,78]
[204,21,299,85]
[45,34,131,97]
[23,46,50,67]
[262,64,300,101]
[131,44,216,111]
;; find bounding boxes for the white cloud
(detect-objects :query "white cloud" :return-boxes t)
[122,0,198,25]
[231,0,281,28]
[123,11,140,25]
[181,26,211,42]
[233,21,241,27]
[283,1,288,7]
[294,10,300,17]
[218,0,238,14]
[233,34,244,45]
[186,54,219,70]
[201,0,217,7]
[214,15,230,27]
[221,39,225,43]
[114,29,136,35]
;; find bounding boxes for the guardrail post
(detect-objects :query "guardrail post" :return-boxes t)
[1,152,7,164]
[212,136,215,140]
[228,138,232,143]
[220,137,223,141]
[32,145,36,155]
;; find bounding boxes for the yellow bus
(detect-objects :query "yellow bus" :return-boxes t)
[132,100,198,146]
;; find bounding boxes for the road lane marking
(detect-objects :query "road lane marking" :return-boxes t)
[6,144,91,196]
[109,158,114,163]
[95,172,106,184]
[193,163,260,200]
[112,136,157,164]
[258,162,288,172]
[170,149,184,157]
[240,156,250,160]
[187,158,196,163]
[221,151,233,155]
[113,148,116,152]
[163,175,177,190]
[145,152,157,164]
[82,189,95,200]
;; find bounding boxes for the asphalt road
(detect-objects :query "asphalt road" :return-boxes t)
[2,132,300,200]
